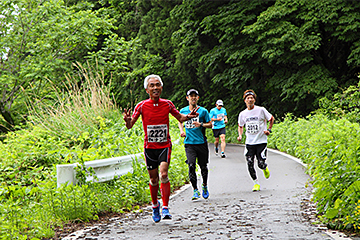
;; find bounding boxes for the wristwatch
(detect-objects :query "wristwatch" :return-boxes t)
[201,122,204,127]
[267,128,272,133]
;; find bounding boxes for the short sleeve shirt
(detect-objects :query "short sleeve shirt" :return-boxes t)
[238,105,272,145]
[132,98,180,149]
[180,106,211,144]
[209,107,227,129]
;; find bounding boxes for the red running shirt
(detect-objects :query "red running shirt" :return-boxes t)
[132,98,180,149]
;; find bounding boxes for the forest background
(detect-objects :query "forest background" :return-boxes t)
[3,0,360,129]
[0,0,360,239]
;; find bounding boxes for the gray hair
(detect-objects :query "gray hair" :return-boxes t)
[144,74,163,89]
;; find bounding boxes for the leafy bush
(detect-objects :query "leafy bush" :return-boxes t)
[269,114,360,232]
[318,80,360,123]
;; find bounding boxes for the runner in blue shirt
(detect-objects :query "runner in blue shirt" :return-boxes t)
[179,89,212,200]
[209,100,228,158]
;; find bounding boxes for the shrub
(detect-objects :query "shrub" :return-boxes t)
[269,114,360,232]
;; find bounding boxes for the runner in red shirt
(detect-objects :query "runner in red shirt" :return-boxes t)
[123,74,198,223]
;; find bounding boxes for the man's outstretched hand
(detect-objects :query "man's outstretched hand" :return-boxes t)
[187,106,200,119]
[123,108,131,121]
[122,108,133,129]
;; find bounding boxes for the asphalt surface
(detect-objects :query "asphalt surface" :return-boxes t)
[63,144,354,240]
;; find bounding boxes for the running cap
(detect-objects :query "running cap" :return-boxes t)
[216,99,223,106]
[186,89,199,96]
[144,74,163,89]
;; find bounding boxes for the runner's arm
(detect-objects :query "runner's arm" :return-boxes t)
[268,116,274,130]
[193,120,212,128]
[175,107,199,123]
[264,116,275,135]
[237,125,244,142]
[203,121,212,128]
[178,122,186,137]
[176,113,193,123]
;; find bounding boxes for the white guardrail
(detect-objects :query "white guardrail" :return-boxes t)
[56,153,143,188]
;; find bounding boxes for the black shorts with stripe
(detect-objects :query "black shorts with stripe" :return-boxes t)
[144,147,172,170]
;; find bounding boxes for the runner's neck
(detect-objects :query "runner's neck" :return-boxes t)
[247,104,255,110]
[189,104,198,111]
[150,97,160,101]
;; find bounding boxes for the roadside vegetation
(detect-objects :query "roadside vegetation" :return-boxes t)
[0,64,188,239]
[1,0,360,238]
[1,68,359,239]
[268,81,360,233]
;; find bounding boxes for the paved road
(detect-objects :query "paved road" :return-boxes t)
[64,144,347,240]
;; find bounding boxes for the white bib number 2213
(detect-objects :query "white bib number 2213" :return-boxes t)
[147,124,167,142]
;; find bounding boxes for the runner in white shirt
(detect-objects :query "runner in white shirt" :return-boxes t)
[237,89,274,191]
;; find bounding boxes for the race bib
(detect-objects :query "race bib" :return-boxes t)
[247,121,260,134]
[217,113,224,120]
[184,117,199,129]
[147,124,167,142]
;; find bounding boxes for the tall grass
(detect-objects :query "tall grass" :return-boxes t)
[26,61,116,137]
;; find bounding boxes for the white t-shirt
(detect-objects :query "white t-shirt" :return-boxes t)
[238,105,272,145]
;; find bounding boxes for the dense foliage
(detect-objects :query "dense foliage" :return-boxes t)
[3,0,360,131]
[1,0,360,237]
[267,80,360,232]
[269,113,360,232]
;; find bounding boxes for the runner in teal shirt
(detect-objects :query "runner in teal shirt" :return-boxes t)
[209,105,227,129]
[180,106,211,144]
[209,100,228,158]
[179,89,212,201]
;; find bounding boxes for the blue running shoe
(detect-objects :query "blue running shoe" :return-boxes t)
[162,207,172,220]
[192,189,200,200]
[152,201,161,223]
[202,185,209,199]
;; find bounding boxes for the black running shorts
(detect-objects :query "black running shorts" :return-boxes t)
[244,143,267,162]
[184,143,209,166]
[144,147,172,170]
[212,127,226,138]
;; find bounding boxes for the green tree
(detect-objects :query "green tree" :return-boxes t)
[170,0,230,109]
[0,0,114,132]
[193,0,274,119]
[242,0,360,116]
[167,0,360,119]
[128,0,182,103]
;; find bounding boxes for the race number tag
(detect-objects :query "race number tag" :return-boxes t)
[184,117,199,129]
[147,124,168,142]
[217,113,224,120]
[247,121,260,134]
